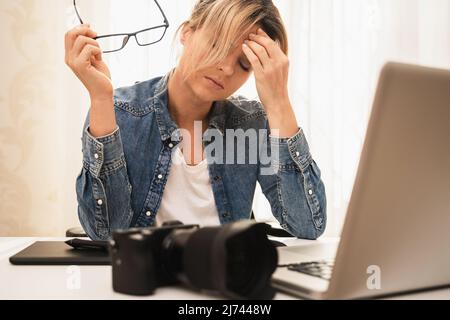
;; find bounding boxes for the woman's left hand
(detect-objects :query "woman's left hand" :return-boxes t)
[242,28,299,138]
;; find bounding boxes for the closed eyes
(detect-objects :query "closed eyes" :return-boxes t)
[239,58,251,72]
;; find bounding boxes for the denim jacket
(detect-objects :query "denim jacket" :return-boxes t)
[76,69,327,240]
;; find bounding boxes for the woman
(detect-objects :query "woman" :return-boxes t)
[65,0,326,240]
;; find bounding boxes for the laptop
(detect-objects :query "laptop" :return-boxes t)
[272,62,450,299]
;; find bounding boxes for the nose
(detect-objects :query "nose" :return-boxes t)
[217,57,235,76]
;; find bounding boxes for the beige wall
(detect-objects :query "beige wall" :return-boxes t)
[0,0,91,236]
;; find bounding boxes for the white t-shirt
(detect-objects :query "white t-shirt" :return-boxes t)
[155,147,221,227]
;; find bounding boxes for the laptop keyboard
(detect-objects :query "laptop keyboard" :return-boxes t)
[279,260,334,280]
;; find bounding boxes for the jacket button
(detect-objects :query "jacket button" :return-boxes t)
[97,199,103,205]
[94,153,99,159]
[308,189,313,195]
[146,211,152,217]
[157,174,163,179]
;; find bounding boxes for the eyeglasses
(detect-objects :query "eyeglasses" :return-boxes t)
[73,0,169,53]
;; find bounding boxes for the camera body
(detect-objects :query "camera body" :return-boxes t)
[109,222,200,295]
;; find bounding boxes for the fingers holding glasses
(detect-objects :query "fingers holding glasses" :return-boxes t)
[77,44,102,65]
[65,23,113,99]
[72,35,102,59]
[64,24,97,64]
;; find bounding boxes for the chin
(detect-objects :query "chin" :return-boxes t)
[194,81,225,102]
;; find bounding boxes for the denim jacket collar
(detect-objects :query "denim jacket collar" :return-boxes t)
[151,68,227,143]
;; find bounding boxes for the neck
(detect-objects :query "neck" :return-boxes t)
[167,68,213,129]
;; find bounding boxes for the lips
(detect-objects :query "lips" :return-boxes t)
[205,76,224,89]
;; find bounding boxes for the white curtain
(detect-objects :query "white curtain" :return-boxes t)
[0,0,449,236]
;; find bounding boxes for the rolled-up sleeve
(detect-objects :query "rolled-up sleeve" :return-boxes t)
[76,112,134,240]
[83,126,125,178]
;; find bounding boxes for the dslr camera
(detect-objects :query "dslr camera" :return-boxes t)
[109,220,278,299]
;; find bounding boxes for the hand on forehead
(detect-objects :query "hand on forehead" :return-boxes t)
[235,25,262,47]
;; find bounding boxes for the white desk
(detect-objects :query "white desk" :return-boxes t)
[1,237,449,300]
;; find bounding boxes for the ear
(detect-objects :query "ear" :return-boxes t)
[180,23,194,46]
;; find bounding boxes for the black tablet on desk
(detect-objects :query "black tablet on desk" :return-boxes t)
[9,241,111,265]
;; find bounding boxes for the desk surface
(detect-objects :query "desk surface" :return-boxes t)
[1,237,449,300]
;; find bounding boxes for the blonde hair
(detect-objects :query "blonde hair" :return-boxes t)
[173,0,288,81]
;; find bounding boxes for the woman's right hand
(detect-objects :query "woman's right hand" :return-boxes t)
[65,24,113,101]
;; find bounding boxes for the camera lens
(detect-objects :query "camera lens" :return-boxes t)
[161,221,278,299]
[225,228,275,297]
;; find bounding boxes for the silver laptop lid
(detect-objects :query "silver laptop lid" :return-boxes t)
[327,63,450,299]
